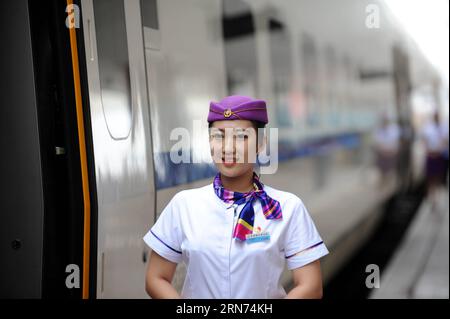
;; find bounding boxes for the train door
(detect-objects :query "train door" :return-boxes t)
[81,0,155,298]
[392,45,413,190]
[2,0,92,298]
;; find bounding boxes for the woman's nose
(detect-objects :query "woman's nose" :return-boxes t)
[223,134,235,153]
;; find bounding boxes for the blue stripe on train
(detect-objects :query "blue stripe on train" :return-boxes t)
[154,131,362,190]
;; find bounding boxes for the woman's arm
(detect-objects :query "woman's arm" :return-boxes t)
[285,260,324,299]
[145,251,181,299]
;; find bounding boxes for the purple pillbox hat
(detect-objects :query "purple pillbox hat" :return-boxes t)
[207,95,268,124]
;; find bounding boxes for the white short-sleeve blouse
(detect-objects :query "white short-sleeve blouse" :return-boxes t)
[143,183,329,298]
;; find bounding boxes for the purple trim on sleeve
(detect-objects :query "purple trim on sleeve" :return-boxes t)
[286,241,324,259]
[150,230,182,254]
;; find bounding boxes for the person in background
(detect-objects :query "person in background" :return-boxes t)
[372,114,400,185]
[441,118,449,187]
[420,111,448,208]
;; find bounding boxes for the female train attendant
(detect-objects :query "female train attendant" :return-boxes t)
[143,95,329,299]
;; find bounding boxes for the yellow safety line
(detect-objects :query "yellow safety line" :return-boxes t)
[67,0,91,299]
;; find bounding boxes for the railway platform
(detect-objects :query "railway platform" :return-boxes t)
[370,187,449,299]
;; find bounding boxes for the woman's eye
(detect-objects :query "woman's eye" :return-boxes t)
[235,133,247,139]
[211,133,223,140]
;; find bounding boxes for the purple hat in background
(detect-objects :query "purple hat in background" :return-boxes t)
[207,95,268,124]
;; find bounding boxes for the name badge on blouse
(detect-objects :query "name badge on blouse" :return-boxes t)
[246,231,270,243]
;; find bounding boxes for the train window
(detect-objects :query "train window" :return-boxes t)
[140,0,159,30]
[140,0,160,50]
[300,33,319,127]
[222,0,258,96]
[325,45,338,124]
[268,18,292,128]
[342,55,352,115]
[345,56,359,110]
[93,0,132,139]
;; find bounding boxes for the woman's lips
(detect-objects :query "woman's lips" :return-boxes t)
[222,157,237,167]
[223,161,236,167]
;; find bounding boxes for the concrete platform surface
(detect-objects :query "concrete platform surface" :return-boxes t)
[370,187,449,299]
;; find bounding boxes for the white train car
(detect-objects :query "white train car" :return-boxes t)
[0,0,441,298]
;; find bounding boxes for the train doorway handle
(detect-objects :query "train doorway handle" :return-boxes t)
[87,18,94,62]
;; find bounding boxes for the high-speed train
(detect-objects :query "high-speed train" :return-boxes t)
[0,0,444,298]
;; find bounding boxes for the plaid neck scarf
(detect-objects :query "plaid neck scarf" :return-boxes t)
[213,172,282,241]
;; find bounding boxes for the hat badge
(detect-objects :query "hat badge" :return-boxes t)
[223,108,232,118]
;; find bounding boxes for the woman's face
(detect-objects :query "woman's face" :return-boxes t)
[209,120,260,178]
